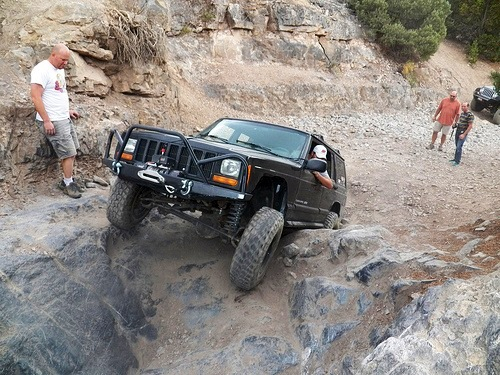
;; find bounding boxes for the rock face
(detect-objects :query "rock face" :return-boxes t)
[362,273,500,374]
[1,195,497,374]
[0,195,156,374]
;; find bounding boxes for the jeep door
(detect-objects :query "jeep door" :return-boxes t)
[292,167,325,222]
[320,152,347,218]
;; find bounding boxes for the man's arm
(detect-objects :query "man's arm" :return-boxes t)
[462,121,473,137]
[30,83,55,135]
[433,100,443,120]
[312,171,334,189]
[454,102,461,123]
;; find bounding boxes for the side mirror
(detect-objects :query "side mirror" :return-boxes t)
[305,158,327,173]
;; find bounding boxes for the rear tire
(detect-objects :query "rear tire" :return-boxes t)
[493,108,500,125]
[324,212,341,230]
[230,207,284,290]
[107,178,152,230]
[470,97,484,112]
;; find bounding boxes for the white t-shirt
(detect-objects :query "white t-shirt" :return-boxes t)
[30,60,70,121]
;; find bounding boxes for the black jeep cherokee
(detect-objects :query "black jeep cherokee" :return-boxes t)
[471,85,500,124]
[103,118,347,290]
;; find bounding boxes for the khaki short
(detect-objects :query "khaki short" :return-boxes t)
[432,122,452,135]
[36,119,80,159]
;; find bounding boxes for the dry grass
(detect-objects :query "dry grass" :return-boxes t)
[107,9,167,66]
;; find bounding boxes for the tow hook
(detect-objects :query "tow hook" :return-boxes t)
[112,161,122,175]
[180,180,193,195]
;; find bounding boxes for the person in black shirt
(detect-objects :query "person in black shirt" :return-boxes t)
[450,102,474,166]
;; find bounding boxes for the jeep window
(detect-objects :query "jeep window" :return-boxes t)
[197,118,308,159]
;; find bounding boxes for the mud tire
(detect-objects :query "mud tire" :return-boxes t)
[470,97,484,112]
[493,108,500,125]
[324,212,341,230]
[230,207,284,290]
[107,178,151,230]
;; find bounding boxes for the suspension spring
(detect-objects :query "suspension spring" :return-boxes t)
[223,202,246,237]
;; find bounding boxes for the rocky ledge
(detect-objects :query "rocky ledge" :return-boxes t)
[0,192,497,374]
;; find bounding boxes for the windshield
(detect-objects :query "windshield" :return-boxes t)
[196,118,308,159]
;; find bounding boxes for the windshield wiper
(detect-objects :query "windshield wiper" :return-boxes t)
[199,134,230,144]
[236,140,282,157]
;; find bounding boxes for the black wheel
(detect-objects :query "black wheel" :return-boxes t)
[493,108,500,125]
[470,97,484,112]
[229,207,284,290]
[324,212,341,230]
[107,178,152,230]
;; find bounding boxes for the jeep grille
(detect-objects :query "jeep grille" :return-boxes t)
[481,87,495,98]
[135,138,218,178]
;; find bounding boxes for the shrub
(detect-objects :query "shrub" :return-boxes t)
[467,40,479,65]
[477,34,500,62]
[349,0,451,62]
[107,9,167,66]
[401,61,418,87]
[491,71,500,93]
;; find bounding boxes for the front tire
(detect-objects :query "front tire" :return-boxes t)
[107,178,152,230]
[493,108,500,125]
[230,207,284,290]
[470,97,484,112]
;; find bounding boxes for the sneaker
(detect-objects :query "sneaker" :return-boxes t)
[426,143,434,150]
[58,178,86,193]
[452,161,460,167]
[73,177,87,193]
[438,145,443,151]
[58,181,82,198]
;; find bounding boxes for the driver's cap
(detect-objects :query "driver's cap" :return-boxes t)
[313,145,327,159]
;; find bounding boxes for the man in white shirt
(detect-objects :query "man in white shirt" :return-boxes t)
[31,43,83,198]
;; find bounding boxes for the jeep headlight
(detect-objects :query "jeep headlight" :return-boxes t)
[124,138,137,153]
[220,159,241,177]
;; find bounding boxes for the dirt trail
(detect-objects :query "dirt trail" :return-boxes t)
[423,39,499,98]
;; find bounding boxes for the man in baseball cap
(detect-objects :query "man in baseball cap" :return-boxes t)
[312,145,327,159]
[309,145,334,189]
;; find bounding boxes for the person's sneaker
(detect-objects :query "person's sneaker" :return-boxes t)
[452,161,460,166]
[426,143,434,150]
[58,178,86,193]
[58,181,82,198]
[57,179,65,191]
[438,144,443,151]
[73,177,87,193]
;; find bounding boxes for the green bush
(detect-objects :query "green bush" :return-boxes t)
[446,0,500,63]
[477,34,500,62]
[467,40,479,64]
[349,0,451,62]
[491,71,500,93]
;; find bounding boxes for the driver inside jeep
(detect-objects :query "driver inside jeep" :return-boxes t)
[309,145,334,189]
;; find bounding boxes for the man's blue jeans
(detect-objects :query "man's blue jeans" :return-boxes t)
[454,132,467,164]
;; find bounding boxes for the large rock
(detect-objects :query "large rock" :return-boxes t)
[69,52,112,97]
[0,195,156,374]
[362,270,500,374]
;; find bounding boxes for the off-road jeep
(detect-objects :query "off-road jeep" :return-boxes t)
[103,118,347,290]
[471,85,500,124]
